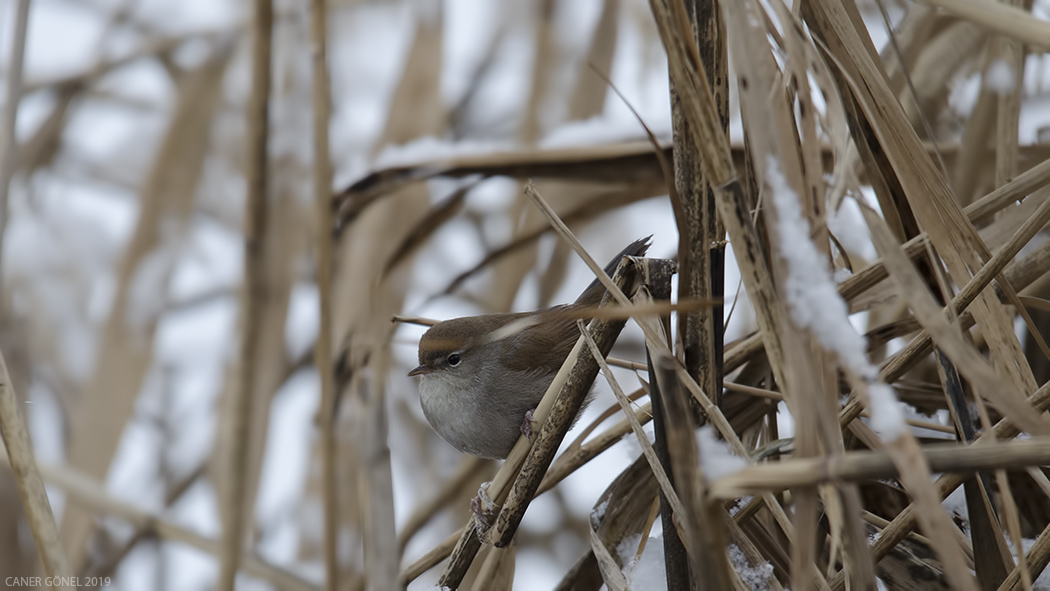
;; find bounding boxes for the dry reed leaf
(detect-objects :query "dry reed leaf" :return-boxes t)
[724,1,877,585]
[0,351,71,585]
[327,10,447,589]
[588,526,629,591]
[808,0,1039,404]
[900,21,986,129]
[335,140,1050,229]
[381,180,474,277]
[583,456,661,591]
[923,0,1050,50]
[881,4,939,94]
[862,202,1050,433]
[60,49,230,569]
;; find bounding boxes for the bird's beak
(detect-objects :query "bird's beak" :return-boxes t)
[408,365,432,377]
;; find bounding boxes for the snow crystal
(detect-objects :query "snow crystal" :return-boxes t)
[620,534,666,589]
[616,533,643,569]
[697,425,746,480]
[623,421,656,461]
[728,544,775,590]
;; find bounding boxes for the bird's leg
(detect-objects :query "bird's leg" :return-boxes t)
[520,408,536,441]
[471,481,497,534]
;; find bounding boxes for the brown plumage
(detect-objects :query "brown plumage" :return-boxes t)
[409,238,650,458]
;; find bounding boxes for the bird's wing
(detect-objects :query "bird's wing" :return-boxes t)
[501,306,583,374]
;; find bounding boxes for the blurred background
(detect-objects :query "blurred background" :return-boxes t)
[0,0,1049,589]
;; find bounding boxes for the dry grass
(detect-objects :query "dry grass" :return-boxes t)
[3,0,1050,590]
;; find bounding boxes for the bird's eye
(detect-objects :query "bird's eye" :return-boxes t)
[447,353,461,367]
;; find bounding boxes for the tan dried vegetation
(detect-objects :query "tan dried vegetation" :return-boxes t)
[3,0,1050,590]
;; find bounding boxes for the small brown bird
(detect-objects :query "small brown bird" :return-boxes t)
[408,238,650,459]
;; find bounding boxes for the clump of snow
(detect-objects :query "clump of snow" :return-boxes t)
[867,384,907,440]
[728,544,775,590]
[985,59,1016,95]
[697,426,746,480]
[832,267,853,283]
[620,534,666,589]
[624,421,656,460]
[827,199,877,261]
[766,156,906,440]
[591,499,609,528]
[616,533,643,567]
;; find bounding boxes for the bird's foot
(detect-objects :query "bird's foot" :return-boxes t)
[471,482,497,534]
[520,409,536,442]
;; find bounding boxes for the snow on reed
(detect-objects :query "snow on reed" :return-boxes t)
[766,156,906,439]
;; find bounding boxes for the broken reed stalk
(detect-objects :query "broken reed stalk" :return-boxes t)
[672,0,728,412]
[582,457,659,590]
[307,0,339,588]
[0,351,71,587]
[435,254,643,588]
[649,0,796,438]
[653,351,735,589]
[850,379,1050,588]
[711,437,1050,497]
[218,0,272,588]
[398,397,655,585]
[639,260,691,589]
[579,318,688,535]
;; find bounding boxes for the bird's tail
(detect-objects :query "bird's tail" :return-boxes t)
[574,236,652,307]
